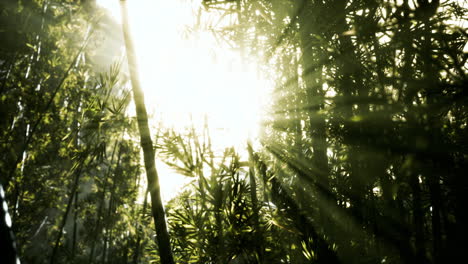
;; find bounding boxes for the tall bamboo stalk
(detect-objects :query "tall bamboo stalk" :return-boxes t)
[119,1,175,263]
[50,153,92,264]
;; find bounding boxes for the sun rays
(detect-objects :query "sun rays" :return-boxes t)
[97,0,271,200]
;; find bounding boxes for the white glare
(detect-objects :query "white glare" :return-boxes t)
[2,201,8,213]
[3,201,12,227]
[5,212,12,228]
[97,0,270,201]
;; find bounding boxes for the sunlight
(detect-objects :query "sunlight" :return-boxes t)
[97,0,270,201]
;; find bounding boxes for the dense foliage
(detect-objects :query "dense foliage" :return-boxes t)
[1,0,467,264]
[1,1,144,263]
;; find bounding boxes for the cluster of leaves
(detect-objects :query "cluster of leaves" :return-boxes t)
[0,1,152,263]
[2,0,467,263]
[164,0,468,263]
[157,126,302,263]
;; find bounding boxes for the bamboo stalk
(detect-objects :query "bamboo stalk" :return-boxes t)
[119,1,175,263]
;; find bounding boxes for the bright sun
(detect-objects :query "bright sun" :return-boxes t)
[96,0,270,201]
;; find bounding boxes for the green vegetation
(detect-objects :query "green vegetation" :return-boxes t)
[0,0,467,263]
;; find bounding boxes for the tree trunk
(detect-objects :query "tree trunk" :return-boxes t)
[71,191,78,259]
[88,141,119,264]
[0,183,17,264]
[120,2,175,264]
[50,153,90,264]
[247,143,263,264]
[133,190,148,264]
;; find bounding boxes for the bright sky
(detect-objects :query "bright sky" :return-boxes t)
[96,0,271,202]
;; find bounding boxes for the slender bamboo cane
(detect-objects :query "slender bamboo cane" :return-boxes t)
[50,153,93,264]
[119,1,175,263]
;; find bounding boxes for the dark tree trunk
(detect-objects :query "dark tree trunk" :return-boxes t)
[120,2,175,264]
[133,190,148,264]
[88,141,119,264]
[50,153,90,264]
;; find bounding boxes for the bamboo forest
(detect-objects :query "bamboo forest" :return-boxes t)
[1,0,467,263]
